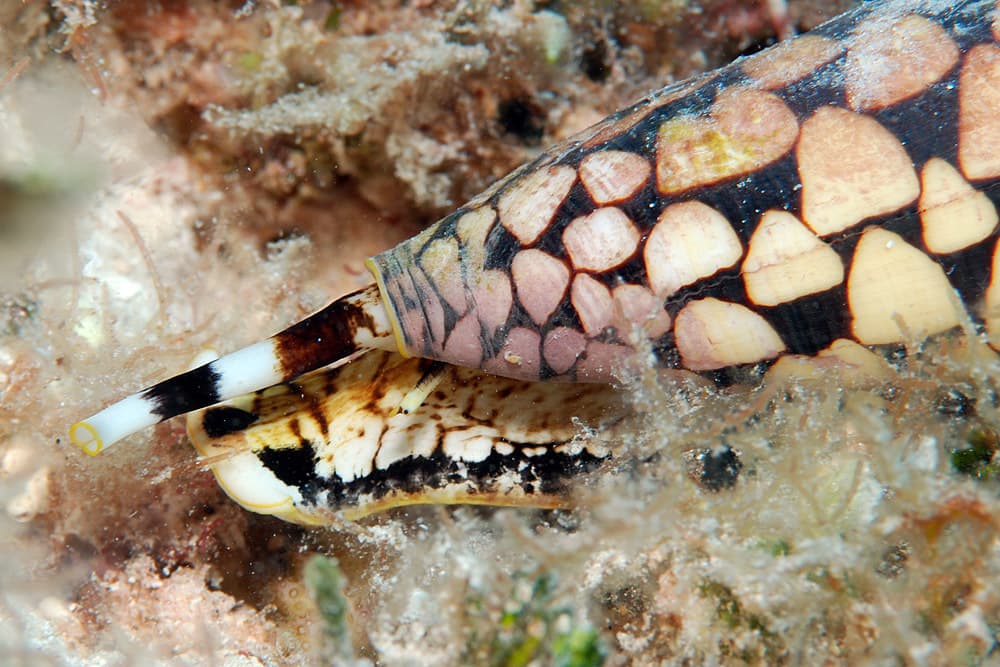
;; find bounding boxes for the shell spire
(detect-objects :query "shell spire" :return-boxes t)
[69,284,397,455]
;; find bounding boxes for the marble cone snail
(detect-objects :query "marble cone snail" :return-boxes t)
[71,0,1000,523]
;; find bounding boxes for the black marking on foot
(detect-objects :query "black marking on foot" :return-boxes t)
[201,406,259,438]
[292,447,606,513]
[258,441,322,504]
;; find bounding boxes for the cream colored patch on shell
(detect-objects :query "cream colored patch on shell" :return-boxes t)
[919,157,998,254]
[959,43,1000,181]
[674,298,786,370]
[644,201,743,298]
[742,210,844,306]
[798,107,919,236]
[848,228,964,345]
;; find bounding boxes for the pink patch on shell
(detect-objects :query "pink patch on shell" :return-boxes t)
[410,269,447,353]
[473,269,513,338]
[482,327,542,380]
[443,312,483,368]
[543,327,587,375]
[575,341,632,381]
[563,207,641,272]
[612,284,671,338]
[512,249,570,325]
[579,150,651,205]
[571,274,613,337]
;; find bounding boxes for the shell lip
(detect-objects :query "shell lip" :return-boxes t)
[365,257,412,359]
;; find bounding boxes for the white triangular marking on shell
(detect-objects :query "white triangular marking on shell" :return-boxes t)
[543,326,586,374]
[472,270,513,339]
[655,88,798,195]
[959,43,1000,181]
[562,207,640,272]
[579,150,651,204]
[644,201,743,298]
[611,284,672,338]
[421,237,468,314]
[456,206,496,272]
[848,227,963,345]
[742,210,844,306]
[576,341,633,380]
[511,249,569,325]
[443,312,484,368]
[919,157,998,254]
[571,273,613,337]
[845,14,959,111]
[674,297,786,371]
[985,238,1000,349]
[743,34,844,90]
[798,107,919,236]
[498,165,576,245]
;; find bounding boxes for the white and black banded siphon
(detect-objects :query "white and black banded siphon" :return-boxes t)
[71,0,1000,523]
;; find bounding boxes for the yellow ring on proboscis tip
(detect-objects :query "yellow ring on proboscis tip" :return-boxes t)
[69,421,103,456]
